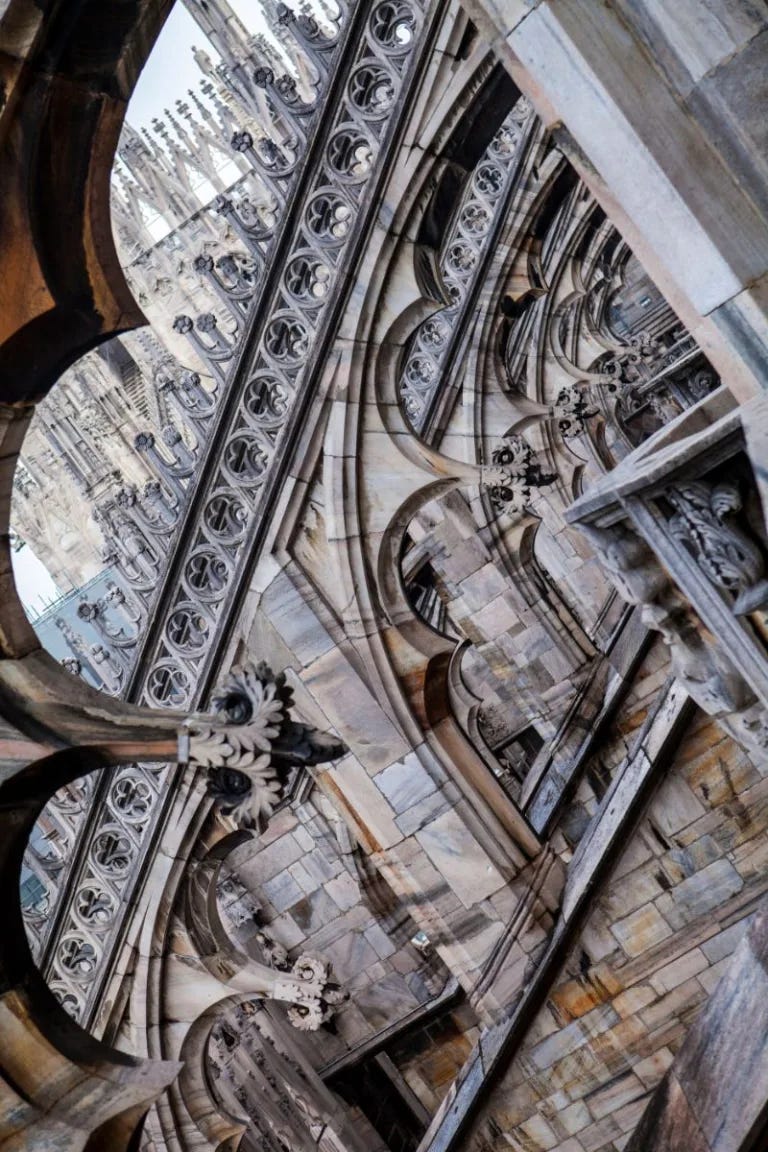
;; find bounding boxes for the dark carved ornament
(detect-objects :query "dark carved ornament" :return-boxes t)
[485,435,557,516]
[554,385,598,439]
[184,662,347,829]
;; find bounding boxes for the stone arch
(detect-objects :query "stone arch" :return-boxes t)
[345,261,539,862]
[0,746,179,1150]
[0,0,153,401]
[115,798,353,1152]
[177,1001,251,1151]
[280,70,550,865]
[0,2,224,1144]
[348,139,589,812]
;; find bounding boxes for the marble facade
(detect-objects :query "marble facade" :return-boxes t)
[1,1,768,1151]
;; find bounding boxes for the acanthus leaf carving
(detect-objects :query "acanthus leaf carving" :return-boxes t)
[484,434,557,516]
[185,662,347,830]
[667,480,768,615]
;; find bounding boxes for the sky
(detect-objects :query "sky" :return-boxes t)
[12,543,61,621]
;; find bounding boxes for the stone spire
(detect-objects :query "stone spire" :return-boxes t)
[183,0,251,68]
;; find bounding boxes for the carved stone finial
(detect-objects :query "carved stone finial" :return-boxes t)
[184,662,346,830]
[231,130,254,153]
[280,954,347,1031]
[77,599,99,623]
[196,312,219,333]
[253,66,275,88]
[667,480,768,614]
[252,928,347,1030]
[173,314,194,335]
[115,483,138,507]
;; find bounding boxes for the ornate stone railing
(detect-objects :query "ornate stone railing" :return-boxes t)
[94,3,355,631]
[129,0,428,705]
[28,0,436,1027]
[399,97,535,431]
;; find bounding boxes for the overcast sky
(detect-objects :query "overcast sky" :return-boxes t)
[12,543,61,620]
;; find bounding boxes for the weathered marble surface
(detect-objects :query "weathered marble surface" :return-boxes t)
[628,902,768,1151]
[6,0,768,1147]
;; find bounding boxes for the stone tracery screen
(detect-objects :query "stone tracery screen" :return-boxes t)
[15,0,433,1027]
